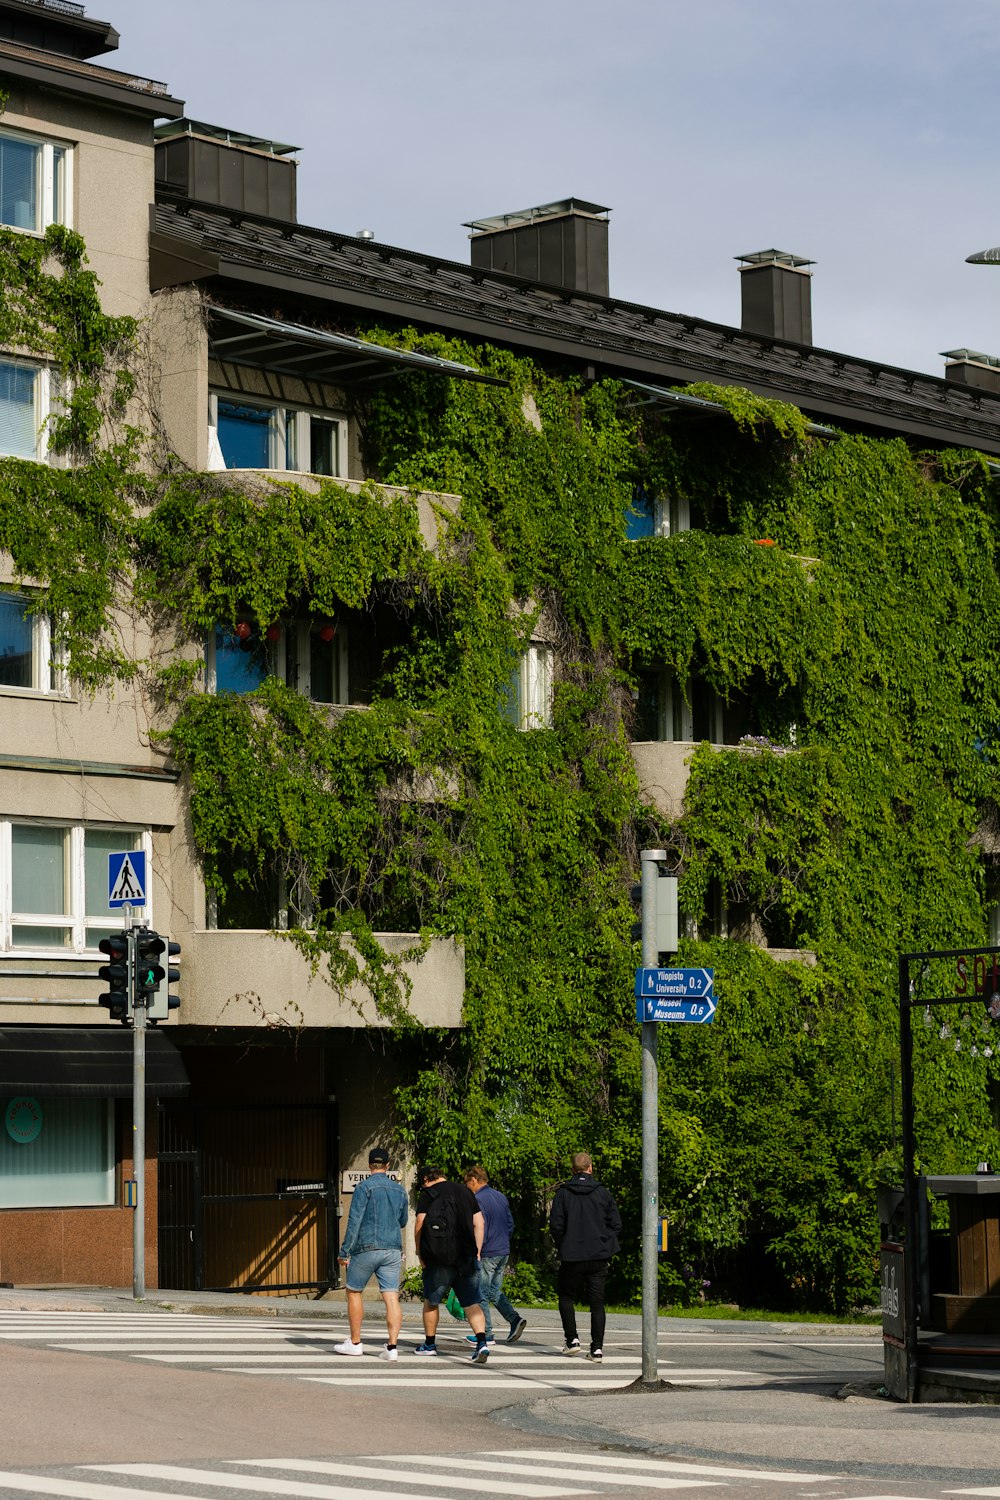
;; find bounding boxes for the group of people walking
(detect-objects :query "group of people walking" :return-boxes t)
[333,1147,621,1365]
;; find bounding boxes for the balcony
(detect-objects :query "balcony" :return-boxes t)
[215,471,459,553]
[182,929,464,1029]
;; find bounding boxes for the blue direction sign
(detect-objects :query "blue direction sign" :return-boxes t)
[108,850,147,909]
[634,967,716,1024]
[636,993,716,1024]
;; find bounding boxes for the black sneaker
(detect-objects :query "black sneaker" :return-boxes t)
[507,1318,528,1344]
[562,1339,582,1355]
[586,1348,603,1362]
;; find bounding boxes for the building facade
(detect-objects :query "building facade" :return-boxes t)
[2,0,1000,1300]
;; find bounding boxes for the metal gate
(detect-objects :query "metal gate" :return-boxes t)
[158,1101,338,1294]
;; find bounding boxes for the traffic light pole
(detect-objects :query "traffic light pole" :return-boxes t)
[640,848,667,1388]
[126,910,146,1301]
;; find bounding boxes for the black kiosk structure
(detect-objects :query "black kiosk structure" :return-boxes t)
[888,945,1000,1401]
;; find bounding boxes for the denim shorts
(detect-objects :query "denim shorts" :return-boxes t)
[345,1247,402,1293]
[422,1259,481,1309]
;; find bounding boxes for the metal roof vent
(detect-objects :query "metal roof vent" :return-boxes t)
[941,348,1000,394]
[465,197,610,296]
[737,248,814,345]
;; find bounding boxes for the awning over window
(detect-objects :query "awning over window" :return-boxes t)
[0,1027,189,1098]
[208,307,506,388]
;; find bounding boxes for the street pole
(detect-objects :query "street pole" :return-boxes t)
[129,911,146,1301]
[898,953,917,1401]
[640,847,667,1387]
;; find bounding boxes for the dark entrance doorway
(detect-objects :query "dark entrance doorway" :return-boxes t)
[158,1100,339,1293]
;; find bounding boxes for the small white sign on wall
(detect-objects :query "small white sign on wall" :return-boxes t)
[341,1168,403,1193]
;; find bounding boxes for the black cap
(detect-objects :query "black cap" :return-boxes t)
[368,1147,390,1165]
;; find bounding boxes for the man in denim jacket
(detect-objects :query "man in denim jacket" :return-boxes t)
[463,1165,528,1346]
[334,1147,409,1361]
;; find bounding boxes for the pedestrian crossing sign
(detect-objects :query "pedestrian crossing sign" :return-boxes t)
[108,850,147,908]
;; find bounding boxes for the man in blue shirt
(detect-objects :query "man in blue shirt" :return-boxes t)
[463,1165,527,1346]
[335,1147,409,1361]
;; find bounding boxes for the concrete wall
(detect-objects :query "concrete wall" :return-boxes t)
[183,931,464,1029]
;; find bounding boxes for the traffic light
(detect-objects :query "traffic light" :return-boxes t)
[148,939,180,1024]
[133,928,165,1012]
[98,932,131,1022]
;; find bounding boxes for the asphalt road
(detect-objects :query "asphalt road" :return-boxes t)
[0,1292,996,1500]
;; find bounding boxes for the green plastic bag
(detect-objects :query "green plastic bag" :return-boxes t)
[445,1287,466,1321]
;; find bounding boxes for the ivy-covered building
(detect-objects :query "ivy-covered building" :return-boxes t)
[3,0,1000,1306]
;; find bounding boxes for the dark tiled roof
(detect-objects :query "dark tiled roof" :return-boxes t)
[153,194,1000,454]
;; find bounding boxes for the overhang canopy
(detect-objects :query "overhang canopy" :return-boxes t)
[0,1026,189,1097]
[208,306,505,388]
[621,377,839,438]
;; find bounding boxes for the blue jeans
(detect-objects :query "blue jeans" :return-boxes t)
[478,1253,520,1338]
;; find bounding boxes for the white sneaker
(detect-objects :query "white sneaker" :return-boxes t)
[333,1339,364,1356]
[379,1344,398,1362]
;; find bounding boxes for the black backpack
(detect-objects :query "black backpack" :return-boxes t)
[421,1187,463,1264]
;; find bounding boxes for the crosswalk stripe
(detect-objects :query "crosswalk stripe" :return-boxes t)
[491,1452,836,1483]
[257,1457,719,1492]
[225,1459,597,1497]
[299,1376,633,1388]
[89,1465,593,1500]
[0,1476,211,1500]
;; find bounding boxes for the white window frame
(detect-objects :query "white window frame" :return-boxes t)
[208,392,348,478]
[0,125,73,235]
[206,620,348,704]
[0,820,152,957]
[0,358,56,464]
[505,642,553,730]
[665,673,722,744]
[0,587,67,696]
[628,490,690,540]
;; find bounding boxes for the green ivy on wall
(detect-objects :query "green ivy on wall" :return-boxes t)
[6,230,1000,1311]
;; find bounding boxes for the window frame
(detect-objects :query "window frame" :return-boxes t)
[208,391,348,478]
[0,124,72,236]
[0,820,152,958]
[503,641,554,730]
[0,357,56,464]
[206,619,349,704]
[0,587,67,696]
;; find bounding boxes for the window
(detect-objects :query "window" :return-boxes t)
[0,358,56,462]
[0,589,64,693]
[630,670,721,743]
[626,487,690,541]
[502,643,553,730]
[0,1097,113,1207]
[209,394,347,477]
[0,128,69,234]
[207,619,347,703]
[0,822,149,954]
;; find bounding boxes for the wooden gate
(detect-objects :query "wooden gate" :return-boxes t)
[158,1101,338,1294]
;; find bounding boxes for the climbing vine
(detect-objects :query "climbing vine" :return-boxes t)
[7,231,1000,1310]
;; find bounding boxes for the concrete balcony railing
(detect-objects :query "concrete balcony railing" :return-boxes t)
[631,737,796,819]
[182,929,464,1029]
[217,471,460,553]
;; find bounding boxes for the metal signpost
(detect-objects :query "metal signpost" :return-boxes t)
[636,855,715,1387]
[108,852,148,1301]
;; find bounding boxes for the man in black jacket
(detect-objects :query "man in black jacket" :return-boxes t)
[548,1151,622,1361]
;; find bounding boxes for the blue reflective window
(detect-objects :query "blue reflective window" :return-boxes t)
[0,592,32,687]
[214,627,269,694]
[216,400,273,470]
[0,135,38,231]
[626,485,657,540]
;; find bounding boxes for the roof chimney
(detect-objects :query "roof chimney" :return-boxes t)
[941,348,1000,395]
[464,198,610,296]
[737,249,814,345]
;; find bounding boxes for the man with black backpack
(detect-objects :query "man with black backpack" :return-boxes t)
[413,1165,491,1363]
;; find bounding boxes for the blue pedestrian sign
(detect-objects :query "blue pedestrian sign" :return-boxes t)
[634,967,716,1024]
[108,850,147,909]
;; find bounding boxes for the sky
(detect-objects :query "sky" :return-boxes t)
[110,0,1000,378]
